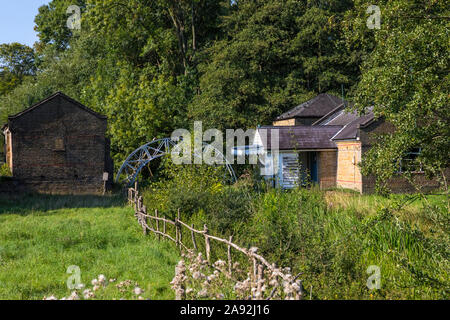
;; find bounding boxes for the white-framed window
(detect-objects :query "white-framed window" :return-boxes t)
[397,148,423,173]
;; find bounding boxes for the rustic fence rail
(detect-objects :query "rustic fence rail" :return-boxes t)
[128,184,303,300]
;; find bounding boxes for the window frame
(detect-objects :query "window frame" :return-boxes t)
[397,148,424,174]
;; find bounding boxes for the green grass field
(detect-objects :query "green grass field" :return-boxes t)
[0,194,179,300]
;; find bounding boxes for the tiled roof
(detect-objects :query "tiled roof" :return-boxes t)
[331,112,375,141]
[276,93,343,120]
[258,125,343,150]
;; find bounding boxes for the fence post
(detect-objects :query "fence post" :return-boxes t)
[227,236,233,275]
[134,187,137,212]
[163,216,166,235]
[257,264,264,300]
[177,209,182,250]
[142,205,148,235]
[191,224,197,251]
[175,218,179,249]
[250,247,258,282]
[204,225,211,263]
[155,209,160,241]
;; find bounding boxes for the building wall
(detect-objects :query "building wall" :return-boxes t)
[336,141,362,193]
[272,117,321,126]
[319,151,337,189]
[273,119,296,126]
[361,173,446,194]
[295,118,321,126]
[359,119,445,193]
[8,95,111,194]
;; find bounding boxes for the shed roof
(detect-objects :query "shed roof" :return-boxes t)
[275,93,343,120]
[6,92,107,121]
[312,103,360,126]
[258,125,343,150]
[331,112,375,141]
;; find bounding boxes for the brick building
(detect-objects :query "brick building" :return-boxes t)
[2,92,113,194]
[248,93,443,193]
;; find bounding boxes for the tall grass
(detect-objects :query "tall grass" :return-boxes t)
[140,165,449,299]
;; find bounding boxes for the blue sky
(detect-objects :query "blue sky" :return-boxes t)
[0,0,50,47]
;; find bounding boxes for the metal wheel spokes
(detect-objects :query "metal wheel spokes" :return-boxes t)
[116,138,237,186]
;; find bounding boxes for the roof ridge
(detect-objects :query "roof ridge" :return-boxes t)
[7,92,107,120]
[276,93,345,121]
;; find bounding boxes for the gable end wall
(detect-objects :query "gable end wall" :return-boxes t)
[8,96,110,194]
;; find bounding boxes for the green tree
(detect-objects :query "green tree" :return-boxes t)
[345,0,449,192]
[0,43,36,95]
[189,0,357,130]
[0,43,36,77]
[34,0,86,51]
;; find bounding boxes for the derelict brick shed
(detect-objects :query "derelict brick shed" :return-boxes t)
[2,92,113,194]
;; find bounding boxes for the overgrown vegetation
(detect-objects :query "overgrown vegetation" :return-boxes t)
[142,165,449,299]
[0,163,12,179]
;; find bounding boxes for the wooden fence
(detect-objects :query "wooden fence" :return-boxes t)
[128,183,303,300]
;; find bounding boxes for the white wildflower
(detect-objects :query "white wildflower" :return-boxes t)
[98,274,107,285]
[216,293,225,300]
[83,289,95,299]
[197,289,208,298]
[68,291,80,300]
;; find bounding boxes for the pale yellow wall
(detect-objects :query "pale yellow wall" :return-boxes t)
[336,141,362,193]
[273,119,296,126]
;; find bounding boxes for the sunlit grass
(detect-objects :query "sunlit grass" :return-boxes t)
[0,194,180,300]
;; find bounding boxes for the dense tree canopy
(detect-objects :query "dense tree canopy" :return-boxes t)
[0,43,36,95]
[189,0,357,130]
[345,0,449,191]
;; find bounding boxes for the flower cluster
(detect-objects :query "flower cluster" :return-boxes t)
[170,259,187,299]
[171,248,303,300]
[43,274,145,300]
[170,250,232,300]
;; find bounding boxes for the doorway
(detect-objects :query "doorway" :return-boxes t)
[308,152,319,184]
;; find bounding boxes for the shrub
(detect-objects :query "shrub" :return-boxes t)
[0,163,12,177]
[142,161,253,235]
